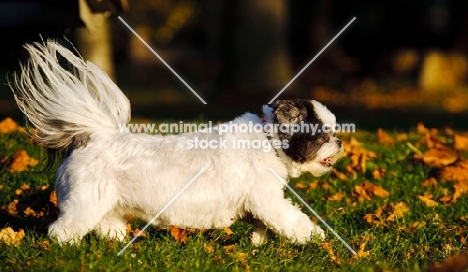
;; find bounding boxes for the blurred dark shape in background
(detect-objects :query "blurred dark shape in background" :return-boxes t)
[0,0,467,129]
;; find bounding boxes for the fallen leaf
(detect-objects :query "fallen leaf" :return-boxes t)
[416,122,428,134]
[294,182,308,190]
[322,242,342,264]
[418,194,438,207]
[454,134,468,151]
[361,182,390,198]
[203,242,214,254]
[377,128,395,145]
[0,118,19,134]
[421,177,438,187]
[396,133,409,141]
[439,159,468,182]
[392,202,410,218]
[24,207,36,216]
[332,169,348,181]
[169,225,187,244]
[352,185,372,201]
[328,192,345,201]
[0,227,25,245]
[414,148,458,168]
[49,191,58,207]
[224,227,234,235]
[6,150,39,171]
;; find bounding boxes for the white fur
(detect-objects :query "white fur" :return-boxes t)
[11,41,344,246]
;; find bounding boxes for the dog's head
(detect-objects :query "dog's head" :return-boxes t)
[263,99,344,178]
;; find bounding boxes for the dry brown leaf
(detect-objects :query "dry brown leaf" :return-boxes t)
[327,192,345,201]
[427,254,468,272]
[224,227,234,235]
[352,185,372,201]
[322,242,342,264]
[0,227,25,245]
[414,148,458,168]
[131,228,146,237]
[294,182,308,190]
[332,169,348,181]
[308,180,319,190]
[396,133,409,142]
[361,181,390,198]
[223,244,237,253]
[49,190,58,207]
[438,194,453,203]
[418,194,438,207]
[6,200,18,215]
[439,159,468,182]
[454,134,468,151]
[24,206,36,216]
[6,150,39,171]
[377,128,395,145]
[0,118,19,134]
[169,225,187,244]
[203,242,214,254]
[392,202,410,218]
[421,177,438,187]
[416,122,428,134]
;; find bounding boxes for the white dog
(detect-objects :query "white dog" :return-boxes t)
[10,41,344,245]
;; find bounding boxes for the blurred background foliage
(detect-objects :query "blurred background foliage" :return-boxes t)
[0,0,467,129]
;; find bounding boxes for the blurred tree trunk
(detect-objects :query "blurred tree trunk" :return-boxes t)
[226,0,292,97]
[74,0,115,79]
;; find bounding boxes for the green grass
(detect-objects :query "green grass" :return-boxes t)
[1,125,467,271]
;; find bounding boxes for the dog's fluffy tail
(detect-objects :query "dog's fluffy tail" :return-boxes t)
[10,40,130,154]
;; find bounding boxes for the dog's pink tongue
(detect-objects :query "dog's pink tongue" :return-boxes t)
[320,157,334,166]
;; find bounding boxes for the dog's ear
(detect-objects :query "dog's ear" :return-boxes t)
[274,99,308,124]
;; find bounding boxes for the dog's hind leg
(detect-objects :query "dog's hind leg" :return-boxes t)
[241,213,273,246]
[93,212,127,241]
[245,184,325,244]
[48,168,120,244]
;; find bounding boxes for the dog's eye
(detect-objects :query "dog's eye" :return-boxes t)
[320,134,330,142]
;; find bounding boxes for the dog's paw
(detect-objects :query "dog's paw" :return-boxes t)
[250,230,271,246]
[311,225,326,241]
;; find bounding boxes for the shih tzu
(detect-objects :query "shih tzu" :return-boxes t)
[10,41,344,245]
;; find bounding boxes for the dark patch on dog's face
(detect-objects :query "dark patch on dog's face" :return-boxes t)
[273,99,328,163]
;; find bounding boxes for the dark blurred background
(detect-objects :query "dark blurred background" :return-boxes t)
[0,0,467,130]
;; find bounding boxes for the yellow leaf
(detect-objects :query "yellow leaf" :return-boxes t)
[418,194,438,207]
[224,227,234,235]
[7,150,39,171]
[328,192,345,201]
[454,134,468,151]
[421,177,438,187]
[203,242,214,254]
[377,128,395,145]
[414,148,458,168]
[0,118,19,134]
[0,227,25,245]
[294,182,308,190]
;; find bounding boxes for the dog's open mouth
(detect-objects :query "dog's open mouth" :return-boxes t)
[320,157,334,167]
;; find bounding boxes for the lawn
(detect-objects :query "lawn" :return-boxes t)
[0,117,467,271]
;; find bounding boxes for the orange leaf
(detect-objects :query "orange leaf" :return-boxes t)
[418,194,438,207]
[414,148,458,168]
[421,177,438,187]
[294,182,308,190]
[327,192,345,201]
[361,181,389,198]
[0,227,25,245]
[203,242,214,254]
[7,150,39,171]
[224,227,234,235]
[454,134,468,151]
[169,225,187,244]
[0,118,19,134]
[352,185,372,201]
[377,128,395,145]
[49,191,58,207]
[439,159,468,182]
[416,122,428,134]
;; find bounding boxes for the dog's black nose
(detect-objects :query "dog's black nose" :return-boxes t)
[336,139,342,148]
